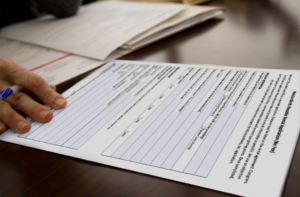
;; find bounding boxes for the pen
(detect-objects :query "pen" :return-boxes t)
[0,85,23,101]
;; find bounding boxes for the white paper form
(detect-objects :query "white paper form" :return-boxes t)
[0,37,121,85]
[0,60,299,197]
[0,1,186,60]
[126,6,217,45]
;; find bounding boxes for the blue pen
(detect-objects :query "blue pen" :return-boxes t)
[0,85,23,101]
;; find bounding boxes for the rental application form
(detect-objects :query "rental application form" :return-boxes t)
[1,60,299,197]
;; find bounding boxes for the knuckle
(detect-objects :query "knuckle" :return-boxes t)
[0,101,14,123]
[10,93,27,109]
[27,74,45,89]
[0,101,9,112]
[42,89,55,103]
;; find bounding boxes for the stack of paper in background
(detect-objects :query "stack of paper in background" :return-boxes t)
[0,0,224,85]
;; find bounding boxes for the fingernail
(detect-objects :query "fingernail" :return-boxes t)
[0,125,3,132]
[55,98,66,108]
[17,121,27,132]
[39,111,49,119]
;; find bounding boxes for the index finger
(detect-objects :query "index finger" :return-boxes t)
[0,58,67,110]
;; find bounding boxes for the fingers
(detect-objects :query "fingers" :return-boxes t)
[0,58,67,110]
[0,58,64,134]
[0,81,54,134]
[0,100,31,134]
[0,121,7,134]
[5,92,53,123]
[50,84,56,91]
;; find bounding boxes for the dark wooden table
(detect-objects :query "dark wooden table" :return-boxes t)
[1,0,299,196]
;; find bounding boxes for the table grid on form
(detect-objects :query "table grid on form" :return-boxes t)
[18,62,174,149]
[103,65,265,178]
[16,61,266,178]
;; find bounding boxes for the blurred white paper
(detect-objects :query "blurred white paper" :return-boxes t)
[0,37,122,85]
[127,6,217,45]
[0,1,186,60]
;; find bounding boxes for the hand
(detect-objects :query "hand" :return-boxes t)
[0,58,67,134]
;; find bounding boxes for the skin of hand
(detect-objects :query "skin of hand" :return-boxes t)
[0,58,67,134]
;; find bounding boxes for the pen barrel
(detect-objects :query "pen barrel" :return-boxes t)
[0,88,13,100]
[11,85,23,93]
[0,85,23,100]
